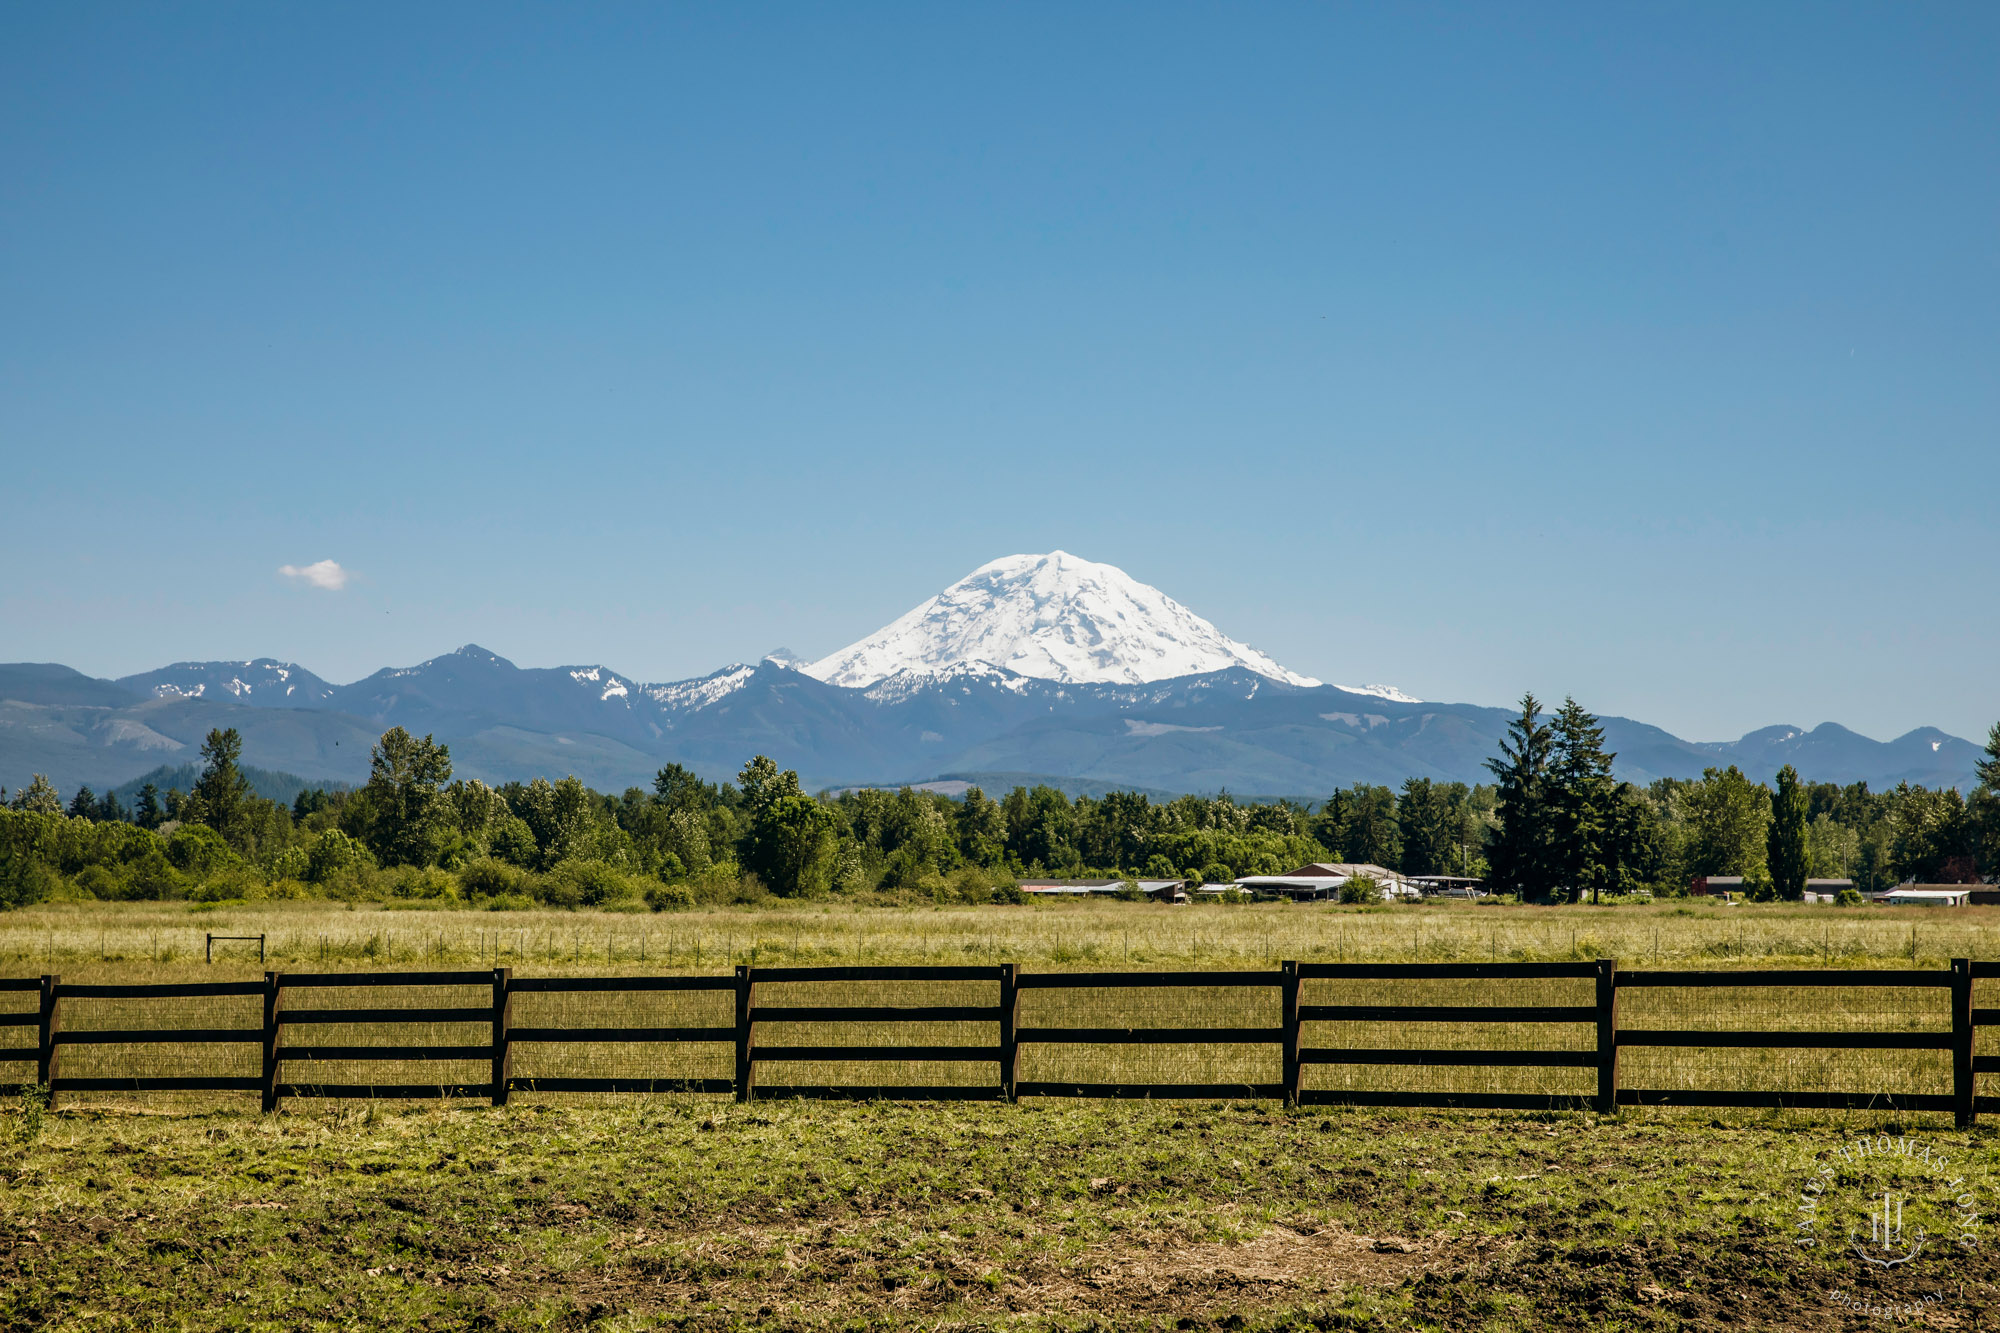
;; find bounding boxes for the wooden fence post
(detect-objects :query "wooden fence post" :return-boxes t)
[734,965,752,1103]
[1595,958,1618,1115]
[38,974,59,1108]
[1281,960,1300,1107]
[1000,964,1018,1103]
[491,967,512,1108]
[1952,958,1974,1130]
[261,971,283,1113]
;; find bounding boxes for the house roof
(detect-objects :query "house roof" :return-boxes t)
[1289,862,1402,881]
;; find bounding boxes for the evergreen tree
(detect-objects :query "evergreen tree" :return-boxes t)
[292,787,336,822]
[1549,698,1616,902]
[1312,789,1355,858]
[1767,764,1810,901]
[1485,693,1554,899]
[1886,782,1971,883]
[67,786,98,820]
[9,774,61,815]
[1342,785,1402,869]
[1396,778,1457,875]
[1601,782,1665,895]
[1972,721,2000,881]
[955,785,1007,866]
[184,728,253,845]
[135,782,164,829]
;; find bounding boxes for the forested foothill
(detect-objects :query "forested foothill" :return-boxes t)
[2,695,1996,912]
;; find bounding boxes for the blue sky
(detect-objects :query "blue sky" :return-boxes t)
[3,4,1995,743]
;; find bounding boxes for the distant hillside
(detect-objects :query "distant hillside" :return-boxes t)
[107,763,349,808]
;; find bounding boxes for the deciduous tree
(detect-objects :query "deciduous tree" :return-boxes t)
[362,727,455,867]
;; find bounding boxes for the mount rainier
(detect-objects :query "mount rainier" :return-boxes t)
[0,554,1982,799]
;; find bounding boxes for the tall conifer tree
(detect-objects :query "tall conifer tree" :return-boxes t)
[1485,694,1554,899]
[1550,698,1616,902]
[1767,764,1810,901]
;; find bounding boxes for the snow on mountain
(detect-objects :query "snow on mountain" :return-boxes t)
[803,551,1337,690]
[115,659,339,707]
[642,665,759,714]
[1341,683,1423,704]
[566,666,631,702]
[859,660,1039,704]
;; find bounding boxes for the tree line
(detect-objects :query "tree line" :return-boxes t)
[4,703,1997,909]
[1483,695,2000,901]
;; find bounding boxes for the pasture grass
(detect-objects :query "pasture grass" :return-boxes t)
[6,896,2000,976]
[2,1094,1996,1331]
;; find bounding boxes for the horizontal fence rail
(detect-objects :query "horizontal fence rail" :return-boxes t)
[0,961,1993,1125]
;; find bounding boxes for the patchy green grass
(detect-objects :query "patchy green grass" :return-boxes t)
[2,1097,1994,1331]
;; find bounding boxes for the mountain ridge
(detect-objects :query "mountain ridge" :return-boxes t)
[1,556,1984,797]
[0,654,1981,800]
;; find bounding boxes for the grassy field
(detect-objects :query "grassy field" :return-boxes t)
[7,896,2000,974]
[2,1096,1995,1331]
[3,900,1998,1329]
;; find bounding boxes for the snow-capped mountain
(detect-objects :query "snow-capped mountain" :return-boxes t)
[116,659,339,706]
[803,551,1365,692]
[11,555,1981,798]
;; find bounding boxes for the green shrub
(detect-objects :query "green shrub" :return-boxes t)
[947,867,994,905]
[1338,875,1384,905]
[386,866,459,901]
[488,815,539,868]
[305,830,373,883]
[457,856,531,900]
[545,858,639,907]
[1743,866,1776,903]
[73,864,121,899]
[166,824,234,875]
[645,880,695,911]
[1835,887,1865,907]
[269,846,310,881]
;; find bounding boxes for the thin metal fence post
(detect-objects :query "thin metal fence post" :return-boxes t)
[1281,960,1300,1107]
[1952,958,1974,1129]
[1595,958,1618,1115]
[1000,964,1018,1102]
[734,965,753,1103]
[38,974,60,1107]
[261,970,283,1113]
[491,967,513,1107]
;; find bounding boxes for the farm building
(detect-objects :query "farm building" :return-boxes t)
[1018,878,1186,901]
[1877,886,1974,907]
[1233,862,1420,902]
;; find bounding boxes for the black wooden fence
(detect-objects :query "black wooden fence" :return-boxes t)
[1,961,1994,1125]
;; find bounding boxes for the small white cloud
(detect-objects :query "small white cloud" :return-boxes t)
[279,559,350,591]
